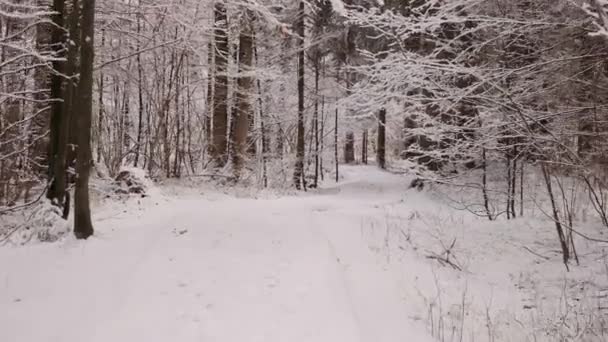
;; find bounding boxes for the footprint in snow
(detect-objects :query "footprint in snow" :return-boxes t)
[172,228,188,236]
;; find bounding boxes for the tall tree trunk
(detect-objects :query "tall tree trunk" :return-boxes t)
[206,40,214,159]
[541,163,569,269]
[211,2,229,167]
[482,148,493,220]
[506,155,512,220]
[174,63,182,178]
[313,57,320,188]
[520,161,524,217]
[134,11,144,167]
[293,0,306,190]
[232,18,254,179]
[54,0,79,219]
[96,29,105,164]
[31,1,52,178]
[65,0,81,183]
[47,0,66,208]
[362,130,368,164]
[511,153,517,218]
[73,0,95,239]
[335,107,338,182]
[228,41,240,157]
[254,40,268,188]
[377,108,386,169]
[320,95,325,181]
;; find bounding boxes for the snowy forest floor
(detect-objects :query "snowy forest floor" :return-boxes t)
[2,165,608,342]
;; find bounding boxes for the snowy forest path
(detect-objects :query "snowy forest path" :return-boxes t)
[0,165,433,342]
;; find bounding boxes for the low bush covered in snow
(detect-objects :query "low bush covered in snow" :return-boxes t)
[357,166,608,342]
[0,199,70,245]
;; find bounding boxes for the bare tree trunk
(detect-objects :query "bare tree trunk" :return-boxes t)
[253,39,268,188]
[362,130,368,164]
[377,108,386,169]
[73,0,96,239]
[211,2,229,167]
[511,152,517,218]
[174,62,182,178]
[293,0,306,190]
[520,161,524,217]
[47,0,67,209]
[31,1,52,179]
[313,57,320,188]
[541,163,569,268]
[228,41,240,157]
[344,132,354,163]
[335,107,338,182]
[205,40,214,161]
[506,155,512,220]
[277,123,284,160]
[97,29,105,164]
[232,17,254,180]
[134,11,144,167]
[482,148,493,220]
[320,95,325,181]
[65,0,82,182]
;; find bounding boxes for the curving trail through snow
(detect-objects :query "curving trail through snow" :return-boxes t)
[0,166,434,342]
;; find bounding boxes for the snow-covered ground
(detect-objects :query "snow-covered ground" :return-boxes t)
[0,166,434,342]
[1,165,607,342]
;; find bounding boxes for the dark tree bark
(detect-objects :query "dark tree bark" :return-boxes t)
[377,108,386,169]
[520,161,524,217]
[541,163,569,269]
[511,153,517,218]
[174,59,182,178]
[65,0,81,184]
[313,57,320,188]
[293,0,306,190]
[320,95,325,181]
[73,0,95,239]
[47,0,67,209]
[228,41,240,157]
[32,5,52,178]
[253,38,268,188]
[97,29,105,165]
[206,40,214,159]
[335,107,339,182]
[277,123,284,160]
[344,132,355,163]
[211,2,229,167]
[506,155,512,220]
[362,130,368,164]
[134,13,144,167]
[232,17,254,179]
[505,146,517,219]
[482,148,493,220]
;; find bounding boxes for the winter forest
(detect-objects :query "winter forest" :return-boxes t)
[3,0,608,340]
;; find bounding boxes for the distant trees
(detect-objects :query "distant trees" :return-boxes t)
[4,0,608,253]
[338,0,608,266]
[0,1,52,207]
